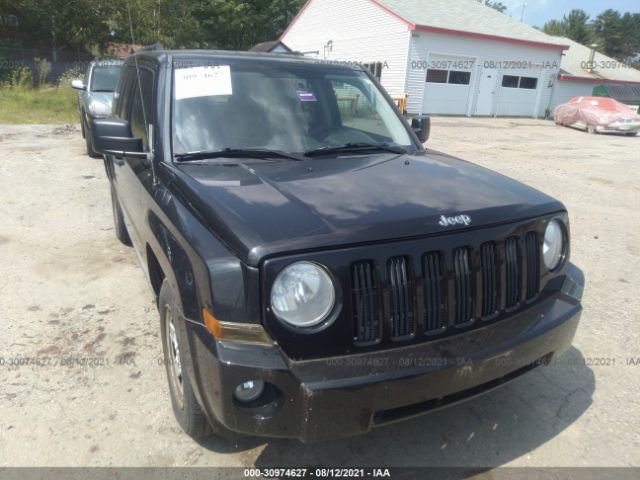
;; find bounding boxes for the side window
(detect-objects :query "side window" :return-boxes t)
[117,66,136,120]
[129,69,155,150]
[112,70,128,117]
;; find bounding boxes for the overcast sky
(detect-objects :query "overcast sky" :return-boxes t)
[500,0,637,28]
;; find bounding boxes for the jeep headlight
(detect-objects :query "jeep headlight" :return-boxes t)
[88,100,111,117]
[270,262,336,328]
[543,219,565,271]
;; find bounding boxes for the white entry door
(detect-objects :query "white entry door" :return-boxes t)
[475,68,498,115]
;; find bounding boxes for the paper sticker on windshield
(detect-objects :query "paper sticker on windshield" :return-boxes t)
[174,66,232,100]
[297,91,316,102]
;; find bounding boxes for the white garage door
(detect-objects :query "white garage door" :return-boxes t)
[422,54,474,115]
[495,70,542,117]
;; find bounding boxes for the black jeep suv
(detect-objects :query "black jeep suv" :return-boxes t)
[91,50,584,442]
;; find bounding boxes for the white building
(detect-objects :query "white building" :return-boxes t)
[280,0,640,118]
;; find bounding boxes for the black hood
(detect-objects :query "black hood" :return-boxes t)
[170,151,564,266]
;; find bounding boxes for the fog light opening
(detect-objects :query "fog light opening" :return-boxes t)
[234,380,265,403]
[232,381,284,420]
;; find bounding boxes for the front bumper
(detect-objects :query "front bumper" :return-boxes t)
[183,264,584,442]
[597,121,640,133]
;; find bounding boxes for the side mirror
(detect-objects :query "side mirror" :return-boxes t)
[91,118,146,158]
[411,115,431,143]
[71,79,86,91]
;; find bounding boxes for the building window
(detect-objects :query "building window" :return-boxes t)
[502,75,538,89]
[448,70,471,85]
[502,75,519,88]
[519,76,538,89]
[426,69,448,83]
[427,69,471,85]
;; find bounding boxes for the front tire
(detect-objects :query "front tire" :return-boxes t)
[625,131,638,137]
[159,280,215,439]
[84,119,101,158]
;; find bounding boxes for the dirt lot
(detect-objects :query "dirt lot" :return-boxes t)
[1,118,639,468]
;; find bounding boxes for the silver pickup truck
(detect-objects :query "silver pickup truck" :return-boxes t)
[72,59,123,157]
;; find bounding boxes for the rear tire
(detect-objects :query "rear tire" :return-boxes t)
[109,183,131,246]
[159,280,218,439]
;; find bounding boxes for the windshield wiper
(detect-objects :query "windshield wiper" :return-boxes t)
[304,142,406,157]
[174,148,303,162]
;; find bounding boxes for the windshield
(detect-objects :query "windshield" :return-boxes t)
[90,65,122,92]
[172,60,416,155]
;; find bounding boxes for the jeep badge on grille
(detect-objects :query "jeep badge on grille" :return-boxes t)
[439,214,472,227]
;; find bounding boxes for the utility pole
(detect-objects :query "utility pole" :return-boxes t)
[520,2,527,22]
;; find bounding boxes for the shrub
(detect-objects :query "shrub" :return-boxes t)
[6,66,33,89]
[58,66,84,88]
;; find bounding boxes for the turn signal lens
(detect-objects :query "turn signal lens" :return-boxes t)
[202,309,273,345]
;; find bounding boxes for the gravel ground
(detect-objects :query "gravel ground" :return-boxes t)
[0,118,639,468]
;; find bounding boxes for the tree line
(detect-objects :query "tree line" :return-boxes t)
[1,1,638,70]
[543,9,640,67]
[0,0,306,60]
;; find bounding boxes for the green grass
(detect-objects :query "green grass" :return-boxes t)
[0,85,78,124]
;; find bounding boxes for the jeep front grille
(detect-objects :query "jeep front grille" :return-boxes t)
[480,242,498,316]
[350,230,542,347]
[525,232,540,299]
[453,247,473,325]
[505,236,521,308]
[423,252,445,332]
[351,261,381,344]
[388,256,415,339]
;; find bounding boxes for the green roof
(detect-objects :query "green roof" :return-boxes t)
[593,84,640,105]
